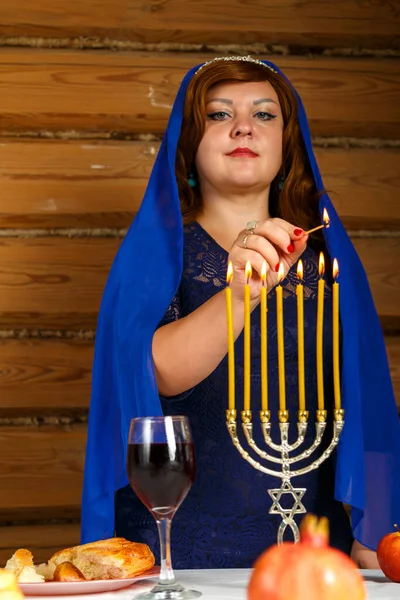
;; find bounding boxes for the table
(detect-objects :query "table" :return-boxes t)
[26,569,399,599]
[112,570,399,600]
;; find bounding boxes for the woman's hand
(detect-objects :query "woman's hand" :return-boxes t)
[228,218,308,303]
[351,539,380,569]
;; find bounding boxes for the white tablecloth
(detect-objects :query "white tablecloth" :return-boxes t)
[26,569,399,600]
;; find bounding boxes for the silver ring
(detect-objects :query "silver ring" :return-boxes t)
[243,234,249,249]
[246,220,258,234]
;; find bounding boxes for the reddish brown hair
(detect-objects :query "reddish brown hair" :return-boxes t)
[175,59,322,238]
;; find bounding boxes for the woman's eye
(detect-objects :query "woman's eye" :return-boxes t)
[255,111,276,121]
[206,111,231,121]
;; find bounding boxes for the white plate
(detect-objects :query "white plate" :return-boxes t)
[18,567,160,596]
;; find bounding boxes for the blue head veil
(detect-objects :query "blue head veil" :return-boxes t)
[81,58,400,551]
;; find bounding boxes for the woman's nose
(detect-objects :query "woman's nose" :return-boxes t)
[234,128,252,137]
[231,119,253,138]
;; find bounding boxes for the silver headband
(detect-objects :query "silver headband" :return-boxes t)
[195,55,278,75]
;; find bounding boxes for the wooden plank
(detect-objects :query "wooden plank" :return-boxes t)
[316,148,400,231]
[0,338,93,415]
[0,425,85,519]
[0,139,398,230]
[0,237,398,330]
[0,237,121,329]
[0,335,398,414]
[0,523,81,565]
[0,138,150,229]
[0,0,398,49]
[0,49,399,138]
[354,238,400,329]
[387,337,400,412]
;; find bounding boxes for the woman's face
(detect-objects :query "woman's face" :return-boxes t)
[195,80,283,195]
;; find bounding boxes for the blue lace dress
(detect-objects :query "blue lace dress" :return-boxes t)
[115,221,353,568]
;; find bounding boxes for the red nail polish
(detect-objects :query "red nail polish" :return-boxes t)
[294,228,303,236]
[275,263,280,272]
[287,244,294,253]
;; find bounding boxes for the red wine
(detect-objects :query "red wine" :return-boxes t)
[127,442,195,518]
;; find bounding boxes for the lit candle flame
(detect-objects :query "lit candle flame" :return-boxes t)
[333,258,339,280]
[277,261,285,283]
[245,260,252,283]
[261,261,267,285]
[297,259,303,281]
[226,261,233,284]
[318,252,325,277]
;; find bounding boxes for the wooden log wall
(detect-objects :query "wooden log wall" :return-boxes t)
[0,0,399,564]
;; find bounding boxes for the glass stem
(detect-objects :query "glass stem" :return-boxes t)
[156,517,176,585]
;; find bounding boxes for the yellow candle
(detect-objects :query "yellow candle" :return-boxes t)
[316,252,325,411]
[225,262,235,411]
[332,259,341,410]
[276,262,286,412]
[244,261,252,412]
[296,260,306,412]
[260,261,268,412]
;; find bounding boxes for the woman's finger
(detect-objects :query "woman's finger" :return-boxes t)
[236,232,281,272]
[231,248,270,280]
[266,217,306,241]
[249,220,294,257]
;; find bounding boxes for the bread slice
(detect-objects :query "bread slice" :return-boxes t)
[0,568,24,600]
[49,538,155,580]
[35,562,54,581]
[4,549,44,583]
[53,562,86,582]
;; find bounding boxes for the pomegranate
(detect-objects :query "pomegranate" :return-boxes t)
[247,514,366,600]
[377,524,400,582]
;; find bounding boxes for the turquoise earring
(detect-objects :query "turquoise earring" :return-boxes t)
[188,173,197,188]
[278,176,285,191]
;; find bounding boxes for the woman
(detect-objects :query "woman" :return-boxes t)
[81,57,400,570]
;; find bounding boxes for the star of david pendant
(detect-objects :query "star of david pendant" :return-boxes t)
[268,480,307,543]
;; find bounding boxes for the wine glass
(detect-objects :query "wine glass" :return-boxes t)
[127,416,201,599]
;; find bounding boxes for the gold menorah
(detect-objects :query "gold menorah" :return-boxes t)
[225,407,345,544]
[224,227,344,544]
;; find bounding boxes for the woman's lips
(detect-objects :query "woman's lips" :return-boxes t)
[227,148,258,158]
